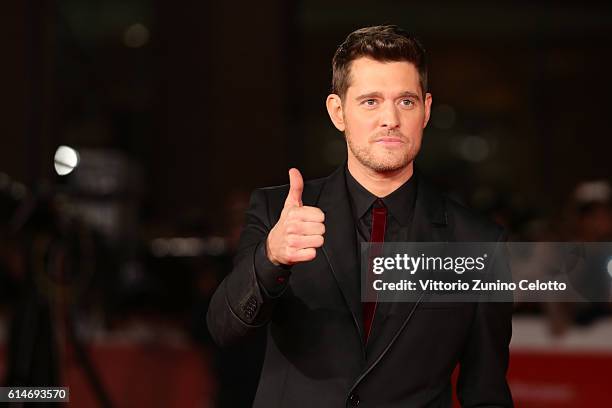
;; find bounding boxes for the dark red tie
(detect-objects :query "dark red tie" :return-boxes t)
[363,199,387,343]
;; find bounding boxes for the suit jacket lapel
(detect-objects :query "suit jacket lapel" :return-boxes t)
[317,165,364,343]
[312,166,453,376]
[364,170,450,365]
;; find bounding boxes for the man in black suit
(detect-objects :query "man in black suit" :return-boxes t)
[207,25,513,407]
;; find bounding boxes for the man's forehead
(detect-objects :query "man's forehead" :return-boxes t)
[346,58,421,98]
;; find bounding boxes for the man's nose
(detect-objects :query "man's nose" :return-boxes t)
[380,102,400,130]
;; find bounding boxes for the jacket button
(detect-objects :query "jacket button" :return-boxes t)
[348,393,360,406]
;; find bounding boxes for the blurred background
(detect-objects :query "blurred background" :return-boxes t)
[1,0,611,406]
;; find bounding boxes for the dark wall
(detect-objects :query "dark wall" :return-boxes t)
[2,1,612,228]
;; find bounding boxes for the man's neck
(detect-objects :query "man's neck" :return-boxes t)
[347,157,414,198]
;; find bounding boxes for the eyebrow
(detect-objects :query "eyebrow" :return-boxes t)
[355,91,421,101]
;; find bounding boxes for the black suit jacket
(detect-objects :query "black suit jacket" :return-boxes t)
[207,165,513,408]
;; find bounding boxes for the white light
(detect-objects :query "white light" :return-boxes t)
[54,145,80,176]
[574,181,611,203]
[607,258,612,279]
[123,23,150,48]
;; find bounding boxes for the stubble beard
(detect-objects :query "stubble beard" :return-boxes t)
[346,131,416,173]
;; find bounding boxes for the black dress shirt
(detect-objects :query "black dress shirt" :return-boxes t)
[344,166,417,244]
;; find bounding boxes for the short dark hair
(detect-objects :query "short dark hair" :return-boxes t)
[331,25,428,99]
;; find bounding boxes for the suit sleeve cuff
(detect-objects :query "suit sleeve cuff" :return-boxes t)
[254,239,291,297]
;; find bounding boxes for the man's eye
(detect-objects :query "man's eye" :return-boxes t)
[363,99,377,106]
[400,99,414,107]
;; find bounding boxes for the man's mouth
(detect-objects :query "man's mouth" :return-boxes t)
[374,137,405,146]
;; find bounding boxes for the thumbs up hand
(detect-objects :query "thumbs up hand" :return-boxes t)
[266,168,325,266]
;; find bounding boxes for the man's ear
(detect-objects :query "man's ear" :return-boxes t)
[423,92,432,129]
[326,94,345,132]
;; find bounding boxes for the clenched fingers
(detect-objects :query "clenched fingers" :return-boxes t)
[286,221,325,236]
[286,234,324,249]
[286,206,325,223]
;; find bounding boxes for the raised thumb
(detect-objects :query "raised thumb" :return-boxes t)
[285,168,303,207]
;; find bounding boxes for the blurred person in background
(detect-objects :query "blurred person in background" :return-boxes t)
[570,180,612,242]
[534,180,612,335]
[1,181,107,400]
[565,181,612,326]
